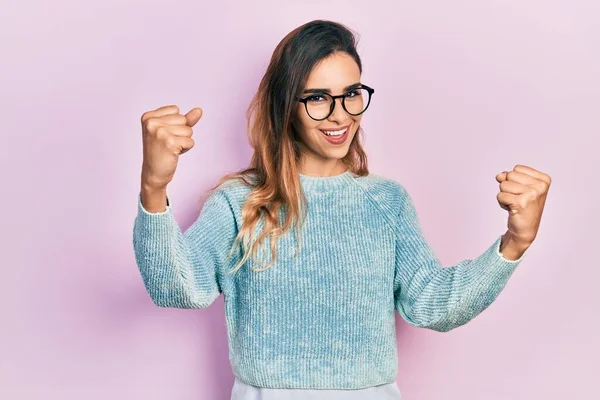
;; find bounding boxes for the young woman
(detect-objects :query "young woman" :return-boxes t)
[134,19,549,400]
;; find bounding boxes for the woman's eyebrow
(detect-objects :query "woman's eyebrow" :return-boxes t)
[303,82,362,94]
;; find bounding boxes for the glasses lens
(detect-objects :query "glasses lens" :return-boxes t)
[305,94,333,120]
[344,88,370,115]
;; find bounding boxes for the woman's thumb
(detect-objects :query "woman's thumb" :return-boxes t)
[185,107,203,127]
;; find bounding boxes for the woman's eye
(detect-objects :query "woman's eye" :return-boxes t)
[346,90,359,97]
[307,95,326,102]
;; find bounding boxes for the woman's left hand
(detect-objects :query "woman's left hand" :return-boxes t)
[496,164,552,246]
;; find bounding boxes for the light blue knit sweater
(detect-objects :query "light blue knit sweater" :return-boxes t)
[132,169,526,390]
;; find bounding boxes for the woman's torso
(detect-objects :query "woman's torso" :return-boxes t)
[219,173,402,389]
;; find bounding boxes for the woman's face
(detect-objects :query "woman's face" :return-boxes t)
[294,52,363,172]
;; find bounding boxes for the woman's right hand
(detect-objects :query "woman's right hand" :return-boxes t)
[140,104,203,190]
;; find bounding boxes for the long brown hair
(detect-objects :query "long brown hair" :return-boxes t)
[209,19,369,273]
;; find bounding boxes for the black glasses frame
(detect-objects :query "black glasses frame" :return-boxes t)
[296,84,375,121]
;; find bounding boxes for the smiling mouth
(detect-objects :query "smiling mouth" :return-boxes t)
[319,125,350,136]
[318,124,351,145]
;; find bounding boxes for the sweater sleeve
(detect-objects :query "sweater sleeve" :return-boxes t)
[132,189,239,309]
[392,184,527,332]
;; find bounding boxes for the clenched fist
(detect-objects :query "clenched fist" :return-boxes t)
[140,105,203,190]
[496,164,551,249]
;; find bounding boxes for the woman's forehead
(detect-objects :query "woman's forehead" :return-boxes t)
[304,53,360,92]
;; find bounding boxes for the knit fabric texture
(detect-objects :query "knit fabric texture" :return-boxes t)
[132,169,527,390]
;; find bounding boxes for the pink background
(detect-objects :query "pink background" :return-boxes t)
[2,1,598,399]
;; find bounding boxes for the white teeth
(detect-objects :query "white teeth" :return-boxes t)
[322,128,347,136]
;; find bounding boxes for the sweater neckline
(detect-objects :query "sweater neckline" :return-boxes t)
[299,168,354,193]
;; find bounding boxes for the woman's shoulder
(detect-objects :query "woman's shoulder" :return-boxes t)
[204,173,256,211]
[353,171,411,201]
[351,171,419,225]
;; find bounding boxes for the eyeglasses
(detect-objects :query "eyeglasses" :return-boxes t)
[296,84,375,121]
